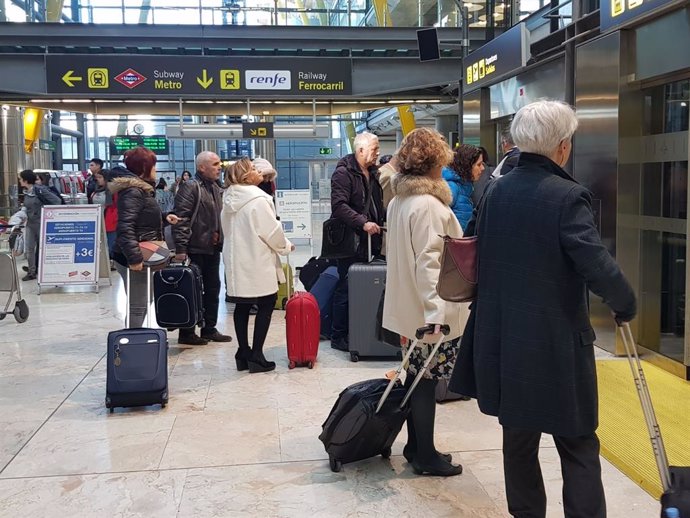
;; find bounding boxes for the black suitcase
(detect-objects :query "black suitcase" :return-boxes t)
[106,267,168,412]
[319,325,449,472]
[619,323,690,518]
[153,262,204,329]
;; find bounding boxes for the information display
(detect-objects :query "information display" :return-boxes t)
[276,190,312,240]
[109,135,169,156]
[38,205,102,287]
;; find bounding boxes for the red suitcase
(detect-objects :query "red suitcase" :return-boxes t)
[286,292,320,369]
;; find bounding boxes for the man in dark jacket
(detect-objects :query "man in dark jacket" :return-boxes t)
[87,158,103,200]
[491,131,520,179]
[173,151,232,346]
[451,101,636,518]
[329,132,384,351]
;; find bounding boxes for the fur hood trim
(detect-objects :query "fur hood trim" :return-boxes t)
[391,173,452,206]
[109,176,154,194]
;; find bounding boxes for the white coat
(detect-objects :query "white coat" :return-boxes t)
[383,173,470,341]
[221,184,292,298]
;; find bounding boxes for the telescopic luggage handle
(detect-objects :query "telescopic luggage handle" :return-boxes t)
[375,324,451,414]
[617,321,672,492]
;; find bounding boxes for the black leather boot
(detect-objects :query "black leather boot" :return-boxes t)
[235,347,251,371]
[248,350,276,373]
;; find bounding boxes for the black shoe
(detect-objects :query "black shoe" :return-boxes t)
[22,266,28,272]
[248,351,276,373]
[411,456,463,477]
[403,445,452,464]
[201,331,233,342]
[21,273,36,281]
[179,334,208,346]
[330,337,349,351]
[235,348,251,371]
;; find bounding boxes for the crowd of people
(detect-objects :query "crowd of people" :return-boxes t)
[13,99,638,517]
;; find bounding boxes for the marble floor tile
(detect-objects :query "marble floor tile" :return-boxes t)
[0,420,44,473]
[0,469,187,518]
[0,414,177,478]
[158,409,281,469]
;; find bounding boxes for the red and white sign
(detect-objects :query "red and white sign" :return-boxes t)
[114,68,147,89]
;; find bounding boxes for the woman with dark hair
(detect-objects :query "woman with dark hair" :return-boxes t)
[441,144,484,230]
[154,177,174,213]
[109,147,179,327]
[472,146,494,205]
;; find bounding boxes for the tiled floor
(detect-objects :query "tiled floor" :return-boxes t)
[0,247,659,517]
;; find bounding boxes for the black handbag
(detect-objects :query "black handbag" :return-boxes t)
[321,183,373,260]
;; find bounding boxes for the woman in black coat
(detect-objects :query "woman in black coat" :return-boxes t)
[451,100,636,518]
[109,147,178,327]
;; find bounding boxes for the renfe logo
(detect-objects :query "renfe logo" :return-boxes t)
[245,70,291,90]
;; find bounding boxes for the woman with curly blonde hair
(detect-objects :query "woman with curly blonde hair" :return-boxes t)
[382,127,469,477]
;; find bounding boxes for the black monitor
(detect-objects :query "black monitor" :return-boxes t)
[417,28,440,62]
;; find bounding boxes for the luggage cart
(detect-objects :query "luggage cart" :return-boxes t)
[0,224,29,323]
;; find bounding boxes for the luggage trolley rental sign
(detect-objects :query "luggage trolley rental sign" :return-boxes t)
[38,205,102,290]
[276,190,312,240]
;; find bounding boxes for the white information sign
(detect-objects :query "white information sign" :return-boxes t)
[38,205,102,287]
[275,189,312,240]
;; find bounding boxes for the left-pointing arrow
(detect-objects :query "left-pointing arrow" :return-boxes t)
[62,70,83,87]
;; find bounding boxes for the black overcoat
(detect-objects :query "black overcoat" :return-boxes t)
[450,152,636,437]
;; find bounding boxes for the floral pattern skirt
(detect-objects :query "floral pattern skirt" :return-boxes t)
[402,337,460,380]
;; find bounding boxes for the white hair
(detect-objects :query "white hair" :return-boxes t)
[195,151,217,168]
[353,132,379,152]
[510,100,578,156]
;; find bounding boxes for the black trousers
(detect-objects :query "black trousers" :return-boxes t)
[502,426,606,518]
[330,257,357,341]
[182,251,221,334]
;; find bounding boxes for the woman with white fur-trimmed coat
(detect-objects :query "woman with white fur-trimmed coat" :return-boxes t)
[383,128,469,477]
[221,158,294,374]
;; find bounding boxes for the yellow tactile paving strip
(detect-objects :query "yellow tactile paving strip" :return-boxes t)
[597,359,690,498]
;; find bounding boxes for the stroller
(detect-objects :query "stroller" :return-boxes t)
[0,223,29,323]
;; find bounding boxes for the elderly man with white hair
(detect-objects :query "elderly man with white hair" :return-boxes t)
[450,100,636,518]
[172,150,233,345]
[328,131,385,352]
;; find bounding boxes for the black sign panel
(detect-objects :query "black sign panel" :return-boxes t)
[242,122,274,139]
[109,135,169,156]
[463,23,528,93]
[600,0,674,31]
[46,56,352,97]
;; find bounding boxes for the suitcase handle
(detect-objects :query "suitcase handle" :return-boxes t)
[375,325,450,414]
[618,321,672,491]
[125,265,152,328]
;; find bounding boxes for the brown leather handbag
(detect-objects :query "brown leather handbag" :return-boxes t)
[436,235,478,302]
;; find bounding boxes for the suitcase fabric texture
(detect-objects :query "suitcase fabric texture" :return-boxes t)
[299,256,336,292]
[347,260,400,362]
[319,327,449,472]
[276,263,294,310]
[153,262,204,329]
[106,267,168,411]
[286,291,320,369]
[309,265,339,339]
[618,323,690,518]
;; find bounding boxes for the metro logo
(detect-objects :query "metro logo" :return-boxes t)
[114,68,147,89]
[245,70,291,90]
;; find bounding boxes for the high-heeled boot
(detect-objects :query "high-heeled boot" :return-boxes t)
[409,377,462,477]
[248,349,276,373]
[234,347,252,371]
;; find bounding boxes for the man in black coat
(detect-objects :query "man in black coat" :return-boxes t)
[451,101,636,518]
[329,132,384,351]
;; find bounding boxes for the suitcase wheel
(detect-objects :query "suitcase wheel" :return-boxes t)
[105,396,112,409]
[281,297,288,310]
[381,447,391,459]
[308,361,314,369]
[329,456,342,473]
[288,360,296,370]
[109,408,114,413]
[350,351,359,363]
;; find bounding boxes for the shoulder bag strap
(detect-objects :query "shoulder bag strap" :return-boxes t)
[190,180,202,227]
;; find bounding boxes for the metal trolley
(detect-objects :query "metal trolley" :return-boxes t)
[0,224,29,323]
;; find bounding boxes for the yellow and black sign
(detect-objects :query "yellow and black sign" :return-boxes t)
[88,68,109,89]
[466,55,497,86]
[220,69,240,90]
[602,0,671,30]
[242,122,274,139]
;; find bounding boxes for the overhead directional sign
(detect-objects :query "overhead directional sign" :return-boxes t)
[46,56,352,96]
[600,0,674,30]
[242,122,274,139]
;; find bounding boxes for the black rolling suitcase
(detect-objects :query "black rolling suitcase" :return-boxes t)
[106,267,168,412]
[619,322,690,518]
[153,261,204,329]
[319,325,449,472]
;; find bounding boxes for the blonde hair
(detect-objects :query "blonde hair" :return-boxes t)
[224,157,253,186]
[396,128,453,177]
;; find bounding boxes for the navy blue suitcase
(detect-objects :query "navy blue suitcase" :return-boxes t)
[310,266,339,339]
[153,262,204,329]
[106,267,168,412]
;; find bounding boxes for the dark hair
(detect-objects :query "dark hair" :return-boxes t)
[98,169,111,181]
[451,144,483,182]
[90,158,104,168]
[501,129,515,147]
[181,171,192,181]
[156,178,167,190]
[19,169,37,184]
[123,147,157,179]
[35,172,51,185]
[478,146,490,166]
[379,154,393,165]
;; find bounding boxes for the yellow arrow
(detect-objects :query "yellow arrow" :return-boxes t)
[62,70,83,87]
[250,129,257,136]
[196,69,213,89]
